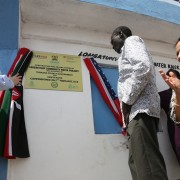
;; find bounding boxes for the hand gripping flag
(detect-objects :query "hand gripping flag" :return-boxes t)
[0,48,33,159]
[83,58,125,135]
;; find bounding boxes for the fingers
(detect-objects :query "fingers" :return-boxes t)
[10,73,22,86]
[158,69,174,89]
[169,72,176,78]
[158,69,164,74]
[158,69,168,81]
[14,73,22,78]
[9,73,21,78]
[159,69,180,93]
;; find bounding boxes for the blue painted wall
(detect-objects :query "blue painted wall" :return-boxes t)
[0,0,19,74]
[91,67,122,134]
[0,0,19,179]
[80,0,180,25]
[0,0,19,49]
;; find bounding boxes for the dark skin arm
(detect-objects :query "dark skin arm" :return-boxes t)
[122,102,132,127]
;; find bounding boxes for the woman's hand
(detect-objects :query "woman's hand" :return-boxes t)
[9,73,22,86]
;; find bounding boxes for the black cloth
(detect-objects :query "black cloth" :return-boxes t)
[159,89,180,164]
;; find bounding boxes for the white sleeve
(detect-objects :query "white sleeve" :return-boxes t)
[118,36,151,105]
[0,75,14,90]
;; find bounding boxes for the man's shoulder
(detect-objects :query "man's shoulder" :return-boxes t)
[126,36,144,45]
[127,35,142,40]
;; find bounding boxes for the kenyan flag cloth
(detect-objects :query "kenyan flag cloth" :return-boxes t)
[0,48,33,159]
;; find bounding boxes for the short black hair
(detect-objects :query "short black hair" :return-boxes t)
[111,26,132,45]
[166,69,180,79]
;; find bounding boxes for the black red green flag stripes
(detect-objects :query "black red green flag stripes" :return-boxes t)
[0,48,33,159]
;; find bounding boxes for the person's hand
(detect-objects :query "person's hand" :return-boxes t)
[9,73,22,86]
[159,69,180,94]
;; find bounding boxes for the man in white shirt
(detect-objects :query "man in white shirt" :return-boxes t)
[0,73,22,90]
[111,26,168,180]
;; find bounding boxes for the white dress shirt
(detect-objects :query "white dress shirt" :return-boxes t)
[118,36,160,124]
[0,75,14,90]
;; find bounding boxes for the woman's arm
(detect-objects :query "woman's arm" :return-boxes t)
[175,93,180,122]
[159,69,180,122]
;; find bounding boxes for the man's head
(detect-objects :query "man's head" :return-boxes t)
[111,26,132,54]
[166,69,180,80]
[175,37,180,62]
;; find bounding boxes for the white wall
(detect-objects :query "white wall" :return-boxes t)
[8,22,180,180]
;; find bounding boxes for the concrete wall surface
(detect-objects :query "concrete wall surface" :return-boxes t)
[7,20,180,180]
